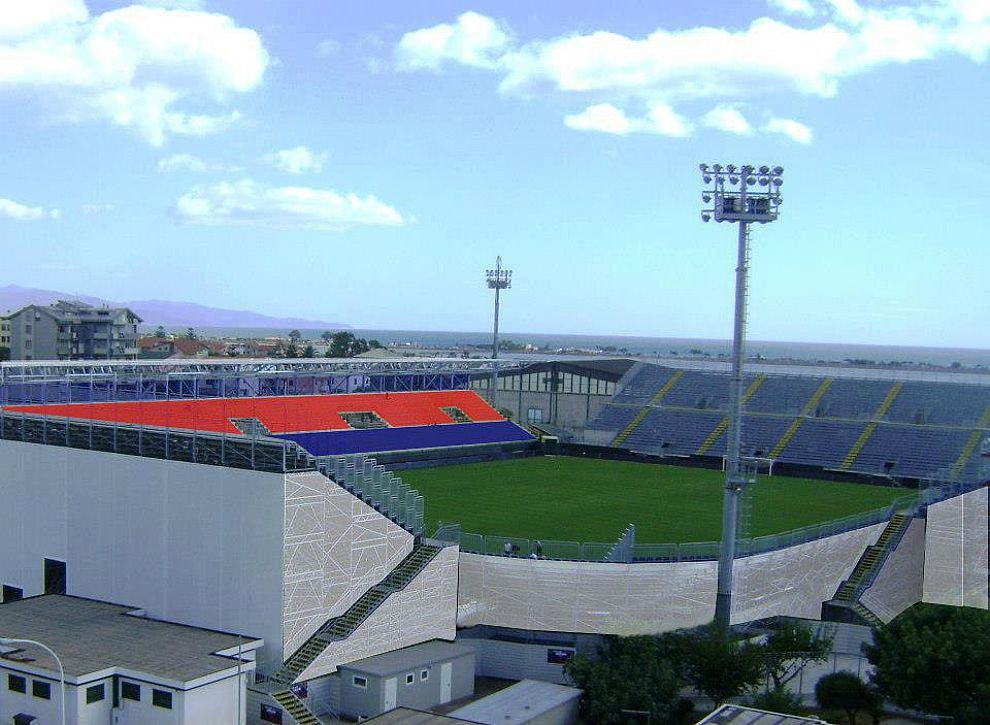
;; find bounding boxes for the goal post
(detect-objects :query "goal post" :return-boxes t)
[721,455,775,477]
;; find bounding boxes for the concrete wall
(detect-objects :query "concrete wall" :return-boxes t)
[490,389,610,430]
[861,518,926,622]
[458,637,576,685]
[923,487,989,609]
[282,471,413,660]
[0,440,286,671]
[456,524,885,634]
[298,545,460,681]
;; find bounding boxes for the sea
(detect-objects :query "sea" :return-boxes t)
[145,326,990,369]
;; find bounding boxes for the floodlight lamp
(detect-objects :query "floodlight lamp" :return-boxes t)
[700,163,709,172]
[773,166,783,175]
[701,212,711,222]
[758,176,769,186]
[703,193,712,203]
[746,176,756,186]
[741,164,753,174]
[729,175,739,185]
[759,165,770,174]
[713,164,723,172]
[773,178,783,186]
[703,174,712,184]
[727,164,737,173]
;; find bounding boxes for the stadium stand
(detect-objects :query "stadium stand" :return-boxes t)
[4,390,534,456]
[586,362,990,482]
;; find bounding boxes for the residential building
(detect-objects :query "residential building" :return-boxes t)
[5,301,141,361]
[0,318,10,353]
[0,595,262,725]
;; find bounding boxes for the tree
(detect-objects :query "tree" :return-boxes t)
[565,635,691,725]
[679,625,765,708]
[815,672,878,724]
[749,687,806,716]
[326,331,354,358]
[302,344,315,358]
[184,327,197,340]
[368,339,383,349]
[350,337,369,356]
[288,329,301,342]
[321,330,334,343]
[285,342,299,358]
[763,619,833,691]
[864,603,990,724]
[154,325,167,338]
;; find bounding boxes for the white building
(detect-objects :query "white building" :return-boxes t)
[0,595,262,725]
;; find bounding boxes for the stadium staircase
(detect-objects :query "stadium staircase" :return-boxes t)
[697,375,767,455]
[272,690,320,725]
[948,402,990,480]
[823,513,911,627]
[768,378,834,459]
[611,370,684,447]
[840,382,903,470]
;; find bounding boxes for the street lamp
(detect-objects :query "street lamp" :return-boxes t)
[0,637,66,725]
[485,257,512,405]
[699,163,783,633]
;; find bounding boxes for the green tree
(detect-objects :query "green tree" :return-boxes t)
[184,327,197,340]
[679,625,765,708]
[288,329,301,342]
[326,331,354,358]
[565,635,691,725]
[350,337,369,356]
[154,325,167,338]
[321,330,334,343]
[368,339,383,349]
[763,619,834,691]
[750,687,806,716]
[285,342,299,358]
[302,344,315,358]
[864,603,990,724]
[815,672,878,725]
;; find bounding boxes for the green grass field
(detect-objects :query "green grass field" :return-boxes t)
[400,456,907,544]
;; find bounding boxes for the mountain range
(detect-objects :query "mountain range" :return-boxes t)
[0,285,348,330]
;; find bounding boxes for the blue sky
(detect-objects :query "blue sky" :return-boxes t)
[1,0,988,347]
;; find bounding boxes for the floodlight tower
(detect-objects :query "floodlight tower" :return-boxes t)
[486,256,512,404]
[700,163,783,633]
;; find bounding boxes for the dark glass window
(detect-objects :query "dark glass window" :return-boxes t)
[44,558,66,595]
[8,674,26,693]
[86,684,105,704]
[33,680,51,699]
[2,584,23,603]
[152,689,172,709]
[121,681,140,701]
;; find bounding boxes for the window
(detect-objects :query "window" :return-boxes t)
[352,676,367,689]
[8,674,26,693]
[86,684,105,704]
[152,689,172,709]
[44,558,66,595]
[33,680,51,699]
[527,407,544,424]
[2,584,23,603]
[121,681,140,701]
[420,669,429,682]
[405,673,414,686]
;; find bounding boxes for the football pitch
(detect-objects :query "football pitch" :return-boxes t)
[400,456,907,544]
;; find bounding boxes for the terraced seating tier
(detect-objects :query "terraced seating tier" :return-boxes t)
[884,381,990,425]
[611,364,680,404]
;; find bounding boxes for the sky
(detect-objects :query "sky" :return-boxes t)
[0,0,988,348]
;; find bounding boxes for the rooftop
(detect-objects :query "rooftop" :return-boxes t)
[696,704,830,725]
[0,595,261,685]
[448,679,582,723]
[363,708,475,724]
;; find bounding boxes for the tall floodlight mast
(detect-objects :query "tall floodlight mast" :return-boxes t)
[700,163,784,633]
[486,257,512,404]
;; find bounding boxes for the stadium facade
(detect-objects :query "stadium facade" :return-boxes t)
[0,358,986,724]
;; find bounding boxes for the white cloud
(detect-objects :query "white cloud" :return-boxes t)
[0,3,269,146]
[267,146,328,174]
[702,106,754,135]
[564,103,692,137]
[317,38,341,56]
[139,0,206,9]
[171,179,405,231]
[157,153,239,173]
[396,11,512,71]
[396,4,990,138]
[0,197,61,221]
[764,116,814,143]
[768,0,816,17]
[81,203,114,215]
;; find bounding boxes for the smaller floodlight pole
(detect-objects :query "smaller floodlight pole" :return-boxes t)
[700,163,783,634]
[486,257,512,405]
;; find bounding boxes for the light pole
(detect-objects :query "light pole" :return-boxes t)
[1,637,66,725]
[485,257,512,406]
[700,163,783,633]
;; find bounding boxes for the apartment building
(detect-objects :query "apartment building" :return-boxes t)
[5,301,141,361]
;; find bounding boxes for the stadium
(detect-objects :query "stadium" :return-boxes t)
[0,356,987,724]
